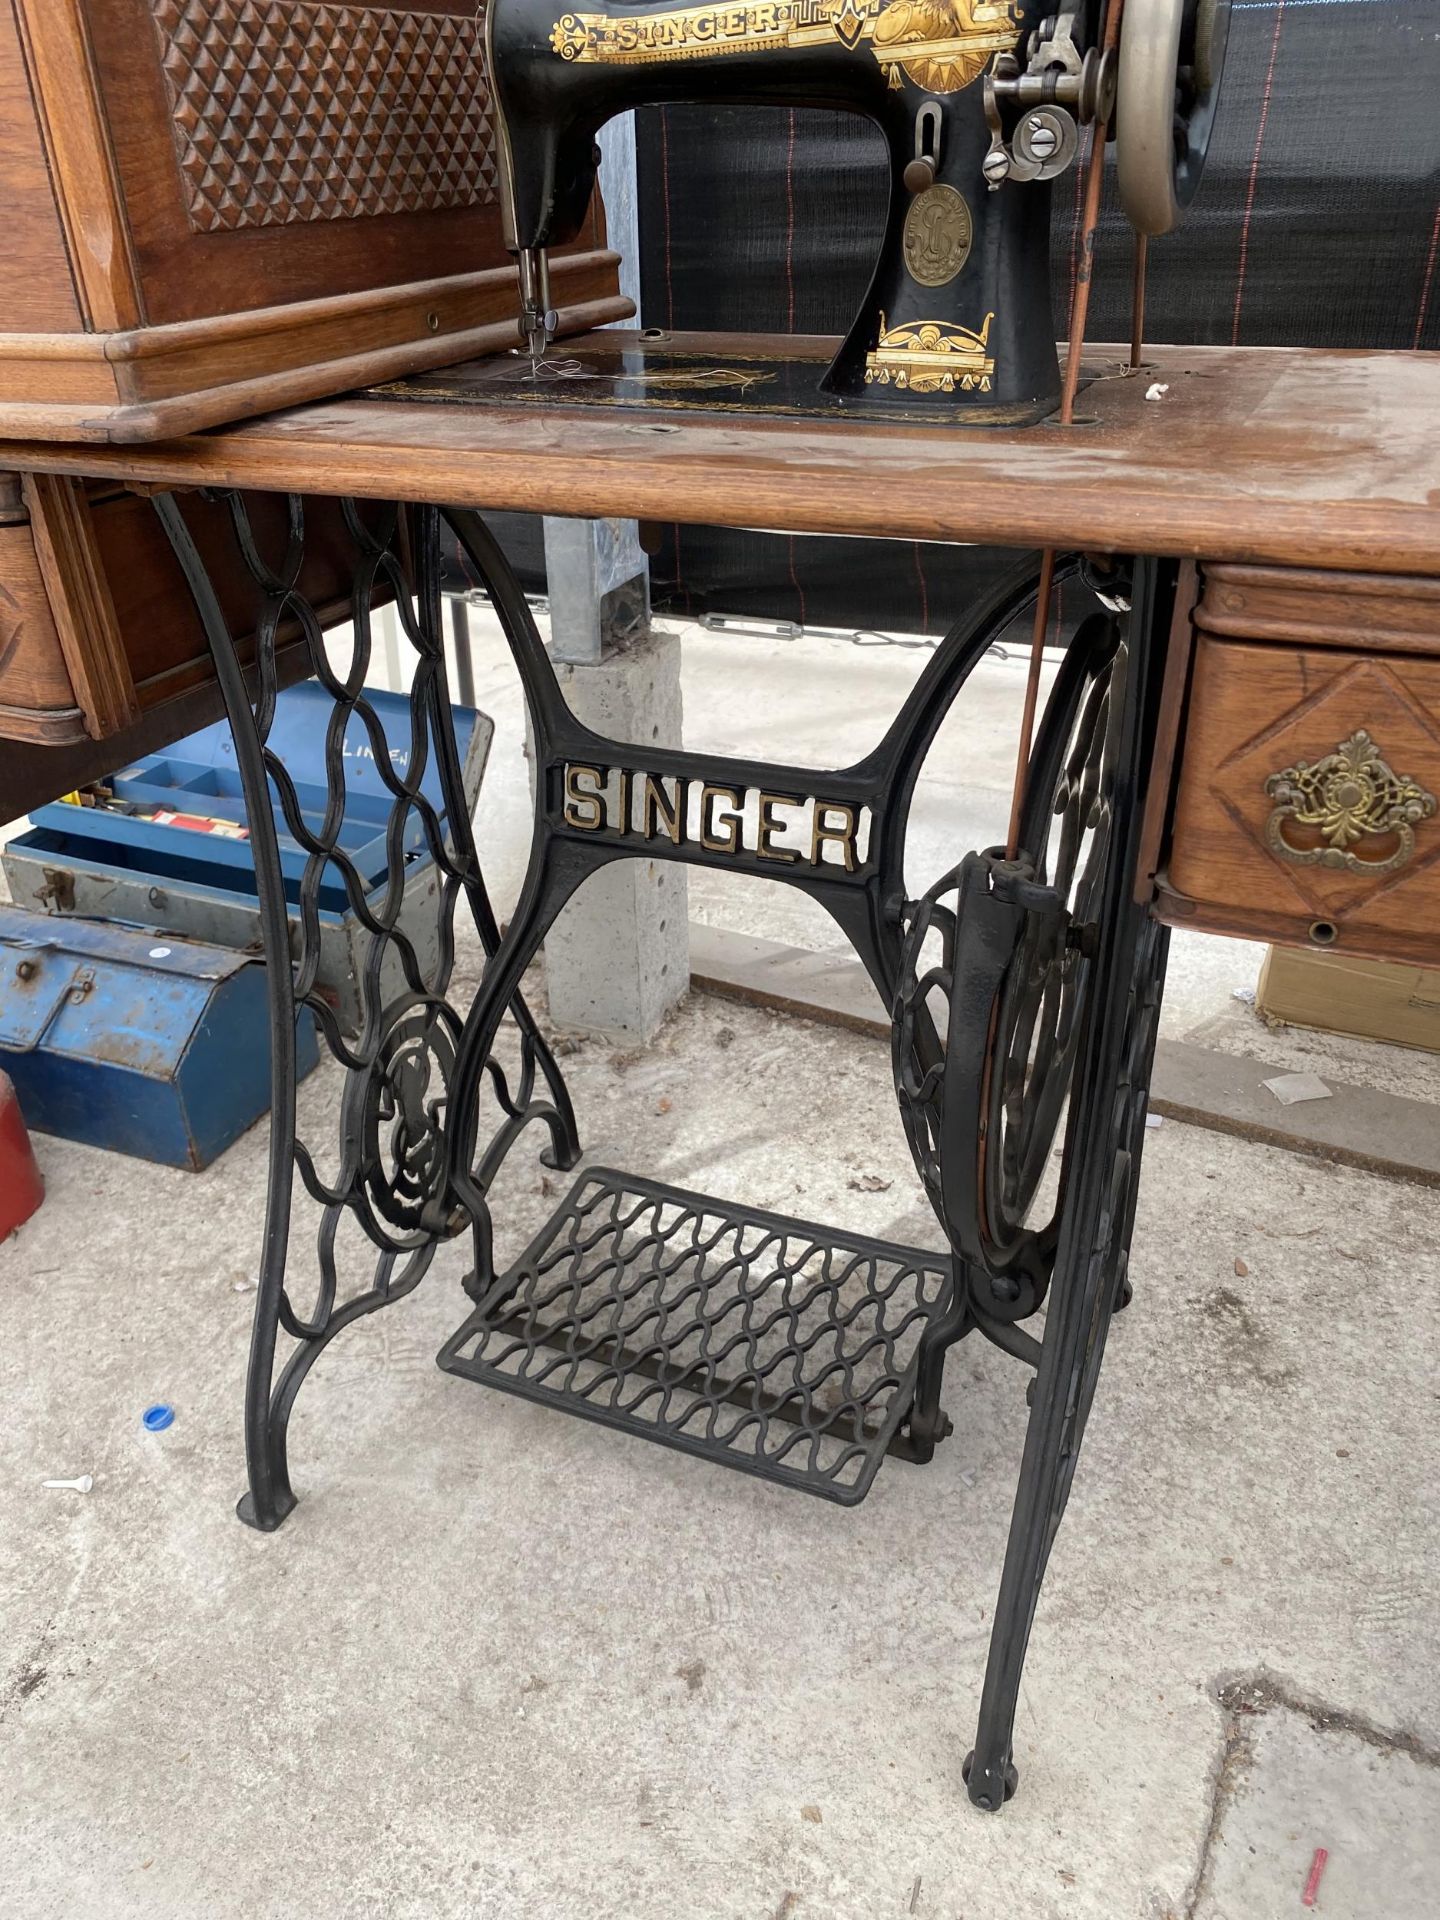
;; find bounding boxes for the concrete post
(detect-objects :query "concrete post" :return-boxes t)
[545,619,689,1040]
[535,124,686,1041]
[542,516,649,665]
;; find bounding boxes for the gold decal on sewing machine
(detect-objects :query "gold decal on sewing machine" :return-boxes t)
[560,763,868,869]
[864,310,994,392]
[903,184,972,287]
[1263,730,1438,876]
[634,366,776,391]
[549,0,1020,94]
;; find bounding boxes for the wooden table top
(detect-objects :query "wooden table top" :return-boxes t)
[3,334,1438,575]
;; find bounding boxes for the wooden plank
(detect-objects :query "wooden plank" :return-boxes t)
[0,0,85,332]
[21,471,137,739]
[12,0,142,332]
[1,341,1437,573]
[689,924,889,1033]
[1146,1039,1440,1187]
[1256,946,1440,1055]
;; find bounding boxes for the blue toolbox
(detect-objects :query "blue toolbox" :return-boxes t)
[0,907,319,1170]
[1,683,493,1035]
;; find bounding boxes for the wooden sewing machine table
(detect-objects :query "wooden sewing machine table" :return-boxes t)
[2,331,1437,1810]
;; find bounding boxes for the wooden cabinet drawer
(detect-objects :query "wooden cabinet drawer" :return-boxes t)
[0,475,378,818]
[1159,568,1440,967]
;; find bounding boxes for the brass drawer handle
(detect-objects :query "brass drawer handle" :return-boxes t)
[1264,729,1437,875]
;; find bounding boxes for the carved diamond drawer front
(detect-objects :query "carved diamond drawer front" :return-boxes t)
[148,0,499,233]
[1167,638,1440,967]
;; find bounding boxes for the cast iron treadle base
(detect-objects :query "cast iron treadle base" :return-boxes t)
[436,1169,953,1505]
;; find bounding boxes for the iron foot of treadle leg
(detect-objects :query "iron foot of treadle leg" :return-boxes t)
[236,1487,297,1534]
[962,1750,1019,1811]
[1113,1259,1134,1312]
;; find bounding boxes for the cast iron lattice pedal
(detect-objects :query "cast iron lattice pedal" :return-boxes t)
[437,1169,953,1504]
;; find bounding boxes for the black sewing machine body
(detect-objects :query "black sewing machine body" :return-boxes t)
[488,0,1106,421]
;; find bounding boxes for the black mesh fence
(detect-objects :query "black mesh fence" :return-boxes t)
[629,0,1440,630]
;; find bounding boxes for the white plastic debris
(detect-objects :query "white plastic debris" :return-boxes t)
[1145,382,1170,401]
[1262,1071,1333,1107]
[1232,985,1257,1005]
[42,1475,93,1493]
[1144,1111,1165,1130]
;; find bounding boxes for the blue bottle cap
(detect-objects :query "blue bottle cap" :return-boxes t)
[142,1403,175,1432]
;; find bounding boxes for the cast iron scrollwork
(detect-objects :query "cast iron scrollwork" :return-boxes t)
[893,600,1127,1329]
[156,483,1180,1818]
[349,993,462,1235]
[154,489,579,1530]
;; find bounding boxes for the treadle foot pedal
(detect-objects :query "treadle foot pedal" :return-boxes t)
[437,1169,954,1504]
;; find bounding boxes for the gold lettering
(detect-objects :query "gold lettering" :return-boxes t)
[757,790,801,864]
[562,763,606,831]
[700,783,743,855]
[567,767,865,869]
[810,800,861,872]
[641,773,687,844]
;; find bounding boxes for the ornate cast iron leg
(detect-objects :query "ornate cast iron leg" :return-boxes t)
[155,491,578,1530]
[892,577,1123,1430]
[158,483,1174,1807]
[427,523,1083,1492]
[960,559,1173,1810]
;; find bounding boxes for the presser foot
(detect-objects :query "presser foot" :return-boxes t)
[516,245,558,375]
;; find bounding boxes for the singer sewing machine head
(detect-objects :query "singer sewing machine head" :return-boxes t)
[485,0,1229,421]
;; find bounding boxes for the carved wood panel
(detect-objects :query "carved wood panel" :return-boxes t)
[1164,631,1440,968]
[147,0,498,233]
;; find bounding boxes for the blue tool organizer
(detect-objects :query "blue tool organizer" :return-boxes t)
[2,684,491,1032]
[14,682,486,912]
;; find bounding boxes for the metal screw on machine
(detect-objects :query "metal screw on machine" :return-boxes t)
[1009,107,1079,181]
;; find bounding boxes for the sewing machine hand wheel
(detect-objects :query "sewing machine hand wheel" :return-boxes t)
[1116,0,1231,234]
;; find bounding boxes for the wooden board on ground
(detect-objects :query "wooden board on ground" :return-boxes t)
[1257,946,1440,1056]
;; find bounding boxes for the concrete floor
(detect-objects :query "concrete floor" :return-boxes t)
[3,616,1439,1916]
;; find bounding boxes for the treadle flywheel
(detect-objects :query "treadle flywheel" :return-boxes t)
[437,1169,955,1505]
